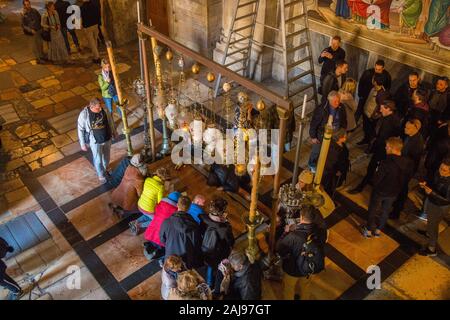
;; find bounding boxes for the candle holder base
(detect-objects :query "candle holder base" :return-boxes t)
[243,214,264,265]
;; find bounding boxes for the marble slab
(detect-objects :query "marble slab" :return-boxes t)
[38,157,101,207]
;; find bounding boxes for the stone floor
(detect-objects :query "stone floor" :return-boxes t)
[0,0,449,300]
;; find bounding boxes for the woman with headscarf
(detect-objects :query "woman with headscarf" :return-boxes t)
[41,1,69,64]
[109,154,147,218]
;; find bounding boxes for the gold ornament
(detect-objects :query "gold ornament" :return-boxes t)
[206,72,215,82]
[256,98,266,111]
[191,63,200,75]
[223,82,231,93]
[165,50,173,61]
[235,164,247,176]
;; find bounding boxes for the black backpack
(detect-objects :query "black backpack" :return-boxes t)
[296,232,325,278]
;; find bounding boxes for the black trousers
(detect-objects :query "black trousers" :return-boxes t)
[362,114,376,142]
[390,180,411,219]
[0,273,21,294]
[367,193,396,232]
[358,154,380,188]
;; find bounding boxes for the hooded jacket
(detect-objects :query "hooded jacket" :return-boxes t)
[160,211,203,269]
[372,154,414,198]
[111,166,144,211]
[199,214,235,267]
[188,203,204,224]
[144,198,178,246]
[138,176,164,214]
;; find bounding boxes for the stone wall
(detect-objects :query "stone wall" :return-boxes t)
[103,0,138,46]
[168,0,222,57]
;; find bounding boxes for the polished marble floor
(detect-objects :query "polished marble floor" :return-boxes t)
[1,124,449,300]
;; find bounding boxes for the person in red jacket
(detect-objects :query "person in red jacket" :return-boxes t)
[143,191,181,260]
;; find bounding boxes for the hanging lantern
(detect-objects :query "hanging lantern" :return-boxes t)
[206,72,215,82]
[165,103,178,129]
[191,63,200,75]
[256,98,266,111]
[154,45,163,57]
[178,56,185,68]
[237,91,248,104]
[223,82,232,93]
[165,49,173,62]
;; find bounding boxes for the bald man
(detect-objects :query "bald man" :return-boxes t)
[188,194,206,224]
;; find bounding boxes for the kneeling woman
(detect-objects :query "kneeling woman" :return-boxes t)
[109,154,147,218]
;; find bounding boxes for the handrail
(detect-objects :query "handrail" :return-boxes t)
[137,23,292,111]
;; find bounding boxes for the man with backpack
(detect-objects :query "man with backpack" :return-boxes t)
[199,197,235,288]
[1,237,23,300]
[276,205,327,300]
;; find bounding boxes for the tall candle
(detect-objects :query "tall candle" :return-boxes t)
[137,1,141,23]
[301,94,307,119]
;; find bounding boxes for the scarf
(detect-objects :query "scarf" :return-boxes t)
[102,69,111,83]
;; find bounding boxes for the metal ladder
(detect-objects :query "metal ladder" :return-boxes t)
[214,0,260,96]
[214,0,319,110]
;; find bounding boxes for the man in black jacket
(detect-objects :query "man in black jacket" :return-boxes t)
[276,205,327,300]
[215,250,262,300]
[160,196,203,269]
[362,137,414,238]
[318,35,346,86]
[393,71,429,118]
[322,128,350,196]
[21,0,45,63]
[80,0,101,64]
[355,60,392,122]
[418,158,450,256]
[321,60,348,104]
[1,238,23,300]
[390,119,424,219]
[199,197,235,288]
[425,120,450,184]
[308,91,347,172]
[428,76,450,135]
[55,0,81,54]
[357,74,391,146]
[349,101,401,194]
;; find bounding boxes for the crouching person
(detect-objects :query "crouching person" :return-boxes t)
[167,269,212,300]
[130,167,170,235]
[215,250,262,300]
[109,154,147,218]
[276,205,327,300]
[142,191,181,261]
[161,255,186,300]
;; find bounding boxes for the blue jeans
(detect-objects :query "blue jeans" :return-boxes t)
[308,142,321,169]
[103,96,121,117]
[206,266,215,288]
[90,140,111,177]
[136,213,152,229]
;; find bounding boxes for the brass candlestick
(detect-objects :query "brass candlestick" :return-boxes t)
[244,155,264,264]
[105,41,133,156]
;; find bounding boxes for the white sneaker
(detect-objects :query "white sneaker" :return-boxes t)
[99,176,107,184]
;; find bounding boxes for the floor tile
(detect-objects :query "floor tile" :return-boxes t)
[38,157,100,207]
[328,215,399,271]
[365,254,450,300]
[94,230,149,282]
[128,271,162,300]
[67,191,120,241]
